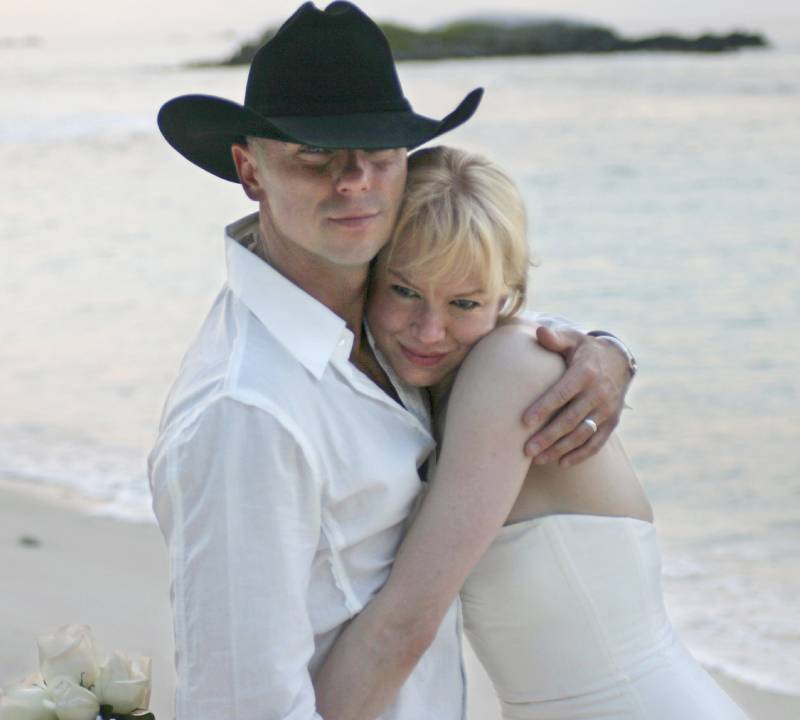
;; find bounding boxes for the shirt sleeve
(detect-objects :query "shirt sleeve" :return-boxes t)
[523,310,635,361]
[522,309,586,333]
[149,395,324,720]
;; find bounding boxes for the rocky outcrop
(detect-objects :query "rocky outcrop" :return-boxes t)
[216,19,767,66]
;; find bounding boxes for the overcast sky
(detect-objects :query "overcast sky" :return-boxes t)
[3,0,799,43]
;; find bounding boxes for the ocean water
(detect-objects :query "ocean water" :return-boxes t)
[2,31,799,695]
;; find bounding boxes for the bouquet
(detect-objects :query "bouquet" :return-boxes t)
[0,625,154,720]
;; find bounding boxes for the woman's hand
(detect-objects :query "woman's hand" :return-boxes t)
[522,326,635,467]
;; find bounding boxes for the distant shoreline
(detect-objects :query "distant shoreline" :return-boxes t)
[211,19,768,67]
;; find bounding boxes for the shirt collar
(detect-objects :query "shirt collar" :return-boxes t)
[364,322,432,431]
[224,213,351,380]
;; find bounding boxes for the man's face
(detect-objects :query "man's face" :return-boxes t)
[243,140,407,269]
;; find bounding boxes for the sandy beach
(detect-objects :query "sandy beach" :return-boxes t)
[1,477,797,720]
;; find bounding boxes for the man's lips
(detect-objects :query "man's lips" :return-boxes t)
[399,343,450,367]
[327,212,380,228]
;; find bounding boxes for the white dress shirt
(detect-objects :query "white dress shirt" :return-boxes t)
[148,214,465,720]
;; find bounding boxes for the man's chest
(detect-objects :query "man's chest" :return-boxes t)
[299,366,432,513]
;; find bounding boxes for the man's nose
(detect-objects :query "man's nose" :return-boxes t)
[413,307,447,344]
[334,150,371,193]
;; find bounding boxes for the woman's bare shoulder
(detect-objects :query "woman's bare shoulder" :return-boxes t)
[455,320,566,398]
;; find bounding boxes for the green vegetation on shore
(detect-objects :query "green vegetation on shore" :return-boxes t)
[218,18,767,66]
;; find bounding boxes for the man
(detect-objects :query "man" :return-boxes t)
[149,3,637,719]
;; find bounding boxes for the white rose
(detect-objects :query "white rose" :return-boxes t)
[135,656,151,711]
[94,652,151,714]
[47,679,98,720]
[0,678,57,720]
[18,676,45,690]
[36,626,99,689]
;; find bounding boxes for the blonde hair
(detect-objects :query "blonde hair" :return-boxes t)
[379,146,530,317]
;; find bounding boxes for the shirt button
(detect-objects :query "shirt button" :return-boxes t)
[338,338,346,347]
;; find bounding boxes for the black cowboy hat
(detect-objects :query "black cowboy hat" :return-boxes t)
[158,1,483,183]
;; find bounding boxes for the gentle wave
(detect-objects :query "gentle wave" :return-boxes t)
[662,553,800,696]
[0,430,155,524]
[0,116,153,141]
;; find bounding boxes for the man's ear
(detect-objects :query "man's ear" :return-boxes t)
[231,144,262,201]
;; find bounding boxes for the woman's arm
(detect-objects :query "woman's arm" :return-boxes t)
[313,324,566,720]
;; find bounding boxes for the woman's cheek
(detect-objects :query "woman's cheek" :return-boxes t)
[369,288,404,335]
[464,313,498,348]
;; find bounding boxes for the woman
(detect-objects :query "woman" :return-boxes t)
[314,147,748,719]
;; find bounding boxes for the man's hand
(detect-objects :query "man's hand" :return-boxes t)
[522,326,634,467]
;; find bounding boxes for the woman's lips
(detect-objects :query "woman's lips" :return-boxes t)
[399,344,449,367]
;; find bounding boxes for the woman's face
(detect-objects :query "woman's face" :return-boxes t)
[367,239,507,388]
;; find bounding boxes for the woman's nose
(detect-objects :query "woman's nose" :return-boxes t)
[413,307,447,344]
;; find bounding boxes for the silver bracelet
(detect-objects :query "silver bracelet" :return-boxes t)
[587,331,638,379]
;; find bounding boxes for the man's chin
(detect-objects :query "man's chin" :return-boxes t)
[327,237,391,268]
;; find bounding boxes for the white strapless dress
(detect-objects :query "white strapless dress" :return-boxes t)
[460,514,749,720]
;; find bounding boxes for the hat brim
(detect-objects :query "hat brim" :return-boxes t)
[158,88,483,183]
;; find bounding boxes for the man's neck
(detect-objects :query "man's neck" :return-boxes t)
[256,222,368,337]
[253,226,400,403]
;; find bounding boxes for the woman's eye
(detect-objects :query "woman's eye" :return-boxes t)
[452,299,480,311]
[390,284,418,299]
